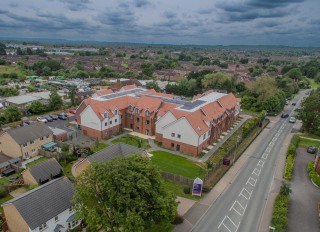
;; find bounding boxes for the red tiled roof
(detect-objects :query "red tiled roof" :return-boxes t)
[140,89,175,99]
[121,84,137,90]
[157,102,179,117]
[95,89,114,96]
[217,93,238,110]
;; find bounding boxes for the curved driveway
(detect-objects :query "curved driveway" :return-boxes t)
[287,147,320,232]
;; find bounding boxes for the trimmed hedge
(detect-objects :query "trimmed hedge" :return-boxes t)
[307,161,320,187]
[283,135,300,180]
[271,194,289,232]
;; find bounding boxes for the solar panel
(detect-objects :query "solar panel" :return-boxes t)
[180,100,206,110]
[101,88,144,100]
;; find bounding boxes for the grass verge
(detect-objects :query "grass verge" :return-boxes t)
[283,135,300,180]
[151,150,206,179]
[307,161,320,187]
[26,157,49,167]
[162,179,201,201]
[90,142,108,152]
[111,134,151,150]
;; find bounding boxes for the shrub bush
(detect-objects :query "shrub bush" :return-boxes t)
[283,135,300,180]
[308,161,320,187]
[183,186,191,194]
[172,215,184,225]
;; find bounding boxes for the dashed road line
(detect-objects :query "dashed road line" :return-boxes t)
[252,168,261,176]
[239,188,252,200]
[257,160,264,168]
[246,177,257,187]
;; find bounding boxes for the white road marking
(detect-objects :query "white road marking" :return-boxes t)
[218,216,239,232]
[272,137,277,142]
[262,153,268,159]
[252,168,261,176]
[257,160,264,167]
[239,188,252,200]
[246,177,257,187]
[230,200,247,216]
[266,147,271,153]
[275,132,280,138]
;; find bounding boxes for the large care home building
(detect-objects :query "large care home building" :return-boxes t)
[1,177,80,232]
[76,88,240,156]
[0,123,53,160]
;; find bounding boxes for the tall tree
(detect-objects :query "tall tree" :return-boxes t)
[48,87,63,110]
[297,89,320,133]
[69,87,77,106]
[73,155,177,232]
[4,106,21,123]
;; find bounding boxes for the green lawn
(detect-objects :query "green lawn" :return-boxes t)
[299,134,320,148]
[0,173,20,186]
[163,179,201,201]
[307,78,320,89]
[150,150,206,179]
[90,142,108,152]
[63,161,76,178]
[26,157,49,167]
[0,65,26,76]
[111,135,151,150]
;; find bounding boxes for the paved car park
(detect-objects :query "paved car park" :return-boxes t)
[287,148,320,232]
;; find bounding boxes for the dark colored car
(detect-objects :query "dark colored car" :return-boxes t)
[281,113,289,118]
[58,113,68,120]
[49,114,58,120]
[292,102,296,106]
[44,115,53,122]
[307,146,316,154]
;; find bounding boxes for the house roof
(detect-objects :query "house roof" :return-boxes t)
[218,93,238,110]
[2,177,73,230]
[27,158,63,183]
[87,142,145,163]
[135,96,162,115]
[120,84,137,91]
[5,123,53,145]
[95,88,114,96]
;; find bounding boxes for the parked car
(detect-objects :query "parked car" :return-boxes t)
[289,117,296,123]
[44,115,53,122]
[37,117,48,123]
[285,100,289,105]
[281,113,289,118]
[307,146,316,154]
[58,113,67,120]
[69,108,76,114]
[49,114,58,120]
[292,102,296,106]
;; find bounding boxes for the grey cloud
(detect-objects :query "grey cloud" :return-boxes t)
[164,11,176,19]
[55,0,91,11]
[133,0,150,8]
[247,0,305,9]
[256,21,279,28]
[198,8,214,14]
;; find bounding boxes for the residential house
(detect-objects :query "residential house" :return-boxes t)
[91,88,114,98]
[0,156,21,175]
[49,127,68,142]
[76,87,240,156]
[74,142,146,176]
[0,123,53,160]
[22,158,63,185]
[1,177,80,232]
[111,79,142,90]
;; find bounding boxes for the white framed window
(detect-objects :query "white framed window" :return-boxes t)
[146,110,150,116]
[129,105,133,111]
[146,120,150,125]
[115,119,118,123]
[55,216,59,222]
[30,140,34,144]
[46,135,50,138]
[105,122,108,126]
[109,120,112,125]
[177,134,181,139]
[23,143,27,147]
[40,137,44,141]
[129,114,133,119]
[135,108,140,114]
[136,117,140,123]
[203,134,206,140]
[114,109,118,115]
[171,133,175,137]
[32,149,36,153]
[208,130,211,135]
[104,112,108,118]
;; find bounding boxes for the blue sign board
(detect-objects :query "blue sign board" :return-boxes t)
[192,177,203,196]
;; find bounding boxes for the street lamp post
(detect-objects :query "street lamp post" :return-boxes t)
[233,135,241,165]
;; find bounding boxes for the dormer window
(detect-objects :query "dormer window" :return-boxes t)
[114,109,118,115]
[146,110,150,117]
[129,105,133,111]
[104,112,108,118]
[135,108,140,114]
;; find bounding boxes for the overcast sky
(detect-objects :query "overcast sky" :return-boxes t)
[1,0,319,46]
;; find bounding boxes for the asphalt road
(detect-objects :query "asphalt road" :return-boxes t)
[287,148,320,232]
[46,115,75,132]
[192,91,307,232]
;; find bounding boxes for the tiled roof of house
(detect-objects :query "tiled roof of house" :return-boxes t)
[140,89,175,99]
[5,123,53,145]
[27,158,63,183]
[135,96,162,116]
[95,88,114,96]
[2,177,73,230]
[87,142,145,163]
[217,93,238,110]
[121,84,137,91]
[184,110,209,136]
[157,102,179,118]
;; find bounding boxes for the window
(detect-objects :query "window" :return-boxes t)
[46,135,50,139]
[146,110,150,117]
[146,120,150,125]
[203,134,206,140]
[135,108,140,114]
[25,152,29,159]
[109,120,112,125]
[30,140,34,144]
[69,207,73,213]
[129,105,133,111]
[114,109,118,115]
[136,117,140,123]
[68,220,79,229]
[171,143,174,148]
[32,149,36,153]
[39,223,47,231]
[177,134,181,139]
[40,137,44,141]
[104,122,108,126]
[171,133,175,137]
[129,114,133,119]
[55,216,59,222]
[208,130,211,135]
[23,143,27,147]
[115,119,118,123]
[136,127,140,132]
[103,112,108,118]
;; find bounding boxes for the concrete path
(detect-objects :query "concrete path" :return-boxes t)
[287,148,320,232]
[299,136,320,141]
[21,156,42,168]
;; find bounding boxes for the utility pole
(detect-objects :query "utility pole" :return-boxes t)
[233,135,241,165]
